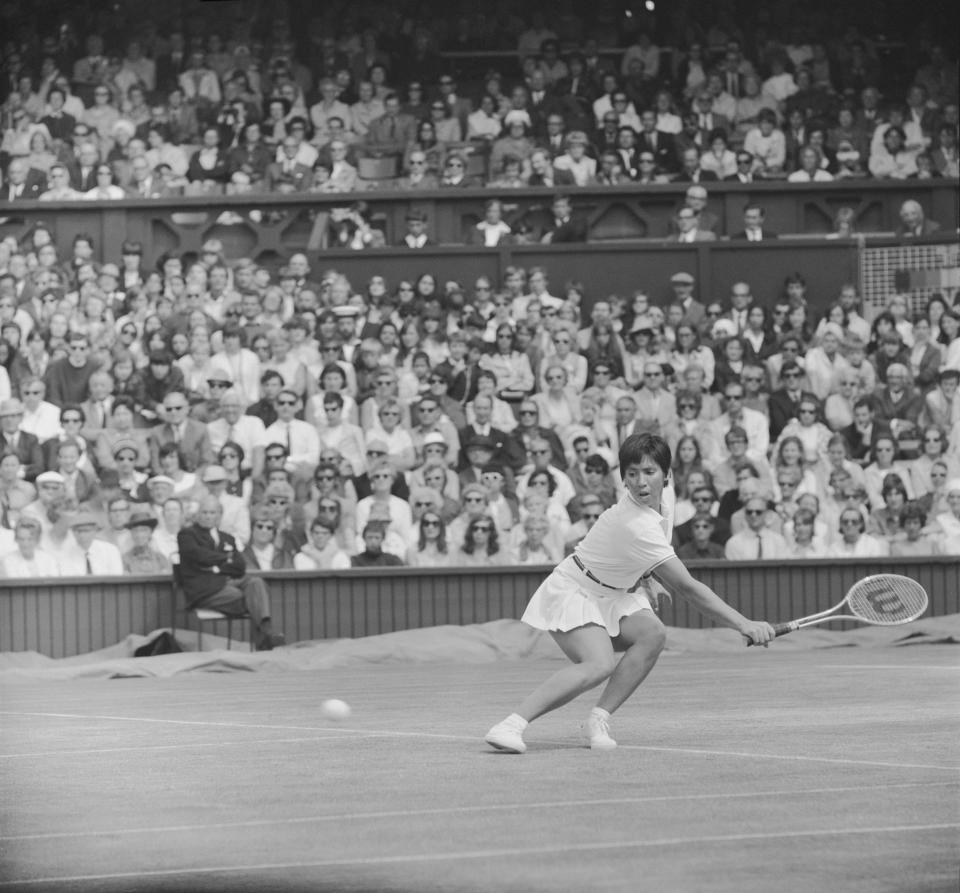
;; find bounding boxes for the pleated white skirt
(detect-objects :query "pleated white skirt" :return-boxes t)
[521,556,652,636]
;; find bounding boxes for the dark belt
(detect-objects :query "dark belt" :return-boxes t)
[572,554,618,590]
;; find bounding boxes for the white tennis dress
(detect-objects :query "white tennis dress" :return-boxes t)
[521,485,676,635]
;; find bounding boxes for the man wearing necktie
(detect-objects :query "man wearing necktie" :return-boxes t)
[723,497,789,560]
[177,496,284,650]
[730,202,779,241]
[65,511,124,575]
[262,389,319,488]
[148,390,215,473]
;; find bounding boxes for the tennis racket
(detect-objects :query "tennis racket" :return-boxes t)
[749,574,928,645]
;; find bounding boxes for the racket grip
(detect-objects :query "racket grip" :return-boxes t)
[771,622,797,637]
[745,621,798,646]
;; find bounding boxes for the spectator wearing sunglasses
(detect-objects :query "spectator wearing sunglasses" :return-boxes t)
[262,389,320,486]
[455,514,506,567]
[562,493,604,555]
[406,510,451,568]
[724,496,789,560]
[355,463,414,546]
[676,513,725,559]
[147,389,214,475]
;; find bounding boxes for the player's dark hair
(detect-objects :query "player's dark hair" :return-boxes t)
[619,433,671,479]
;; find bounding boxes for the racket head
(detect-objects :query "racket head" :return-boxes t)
[844,574,929,626]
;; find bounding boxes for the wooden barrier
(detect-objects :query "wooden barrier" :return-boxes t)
[1,557,956,658]
[0,179,955,273]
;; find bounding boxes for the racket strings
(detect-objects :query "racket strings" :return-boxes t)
[846,576,929,625]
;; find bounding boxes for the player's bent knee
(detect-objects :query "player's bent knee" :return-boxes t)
[632,616,667,656]
[586,654,618,683]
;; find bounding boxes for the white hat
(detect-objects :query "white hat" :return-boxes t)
[36,470,65,485]
[148,475,175,487]
[946,478,960,495]
[712,319,738,340]
[202,465,228,483]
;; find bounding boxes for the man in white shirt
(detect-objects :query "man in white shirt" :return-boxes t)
[59,511,124,576]
[207,387,265,474]
[262,389,319,486]
[0,517,59,579]
[726,281,754,333]
[724,497,789,560]
[201,465,251,549]
[712,383,770,464]
[17,378,62,442]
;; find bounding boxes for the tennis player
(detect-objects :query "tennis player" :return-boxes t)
[485,433,775,753]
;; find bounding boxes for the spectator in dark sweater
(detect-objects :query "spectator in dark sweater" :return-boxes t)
[350,521,404,567]
[43,333,100,407]
[676,513,726,559]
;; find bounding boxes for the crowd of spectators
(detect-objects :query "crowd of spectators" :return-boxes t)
[0,5,957,236]
[1,226,960,578]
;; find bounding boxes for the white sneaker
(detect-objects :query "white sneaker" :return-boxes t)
[485,718,527,754]
[586,711,617,750]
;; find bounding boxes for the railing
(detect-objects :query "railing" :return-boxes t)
[1,557,956,658]
[1,180,955,270]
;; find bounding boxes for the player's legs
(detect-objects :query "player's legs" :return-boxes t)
[595,610,666,715]
[514,623,617,722]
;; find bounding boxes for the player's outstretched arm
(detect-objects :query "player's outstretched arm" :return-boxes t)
[655,557,775,645]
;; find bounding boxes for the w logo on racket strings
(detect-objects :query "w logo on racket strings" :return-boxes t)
[864,589,905,615]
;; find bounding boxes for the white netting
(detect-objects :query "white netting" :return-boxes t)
[858,242,960,321]
[846,575,929,625]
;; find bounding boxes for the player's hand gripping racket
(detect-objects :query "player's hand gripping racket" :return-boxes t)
[748,574,928,645]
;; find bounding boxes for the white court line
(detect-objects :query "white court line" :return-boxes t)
[0,734,384,759]
[1,823,957,887]
[1,710,957,772]
[819,664,960,671]
[1,782,953,842]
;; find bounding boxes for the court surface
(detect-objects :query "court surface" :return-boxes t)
[1,646,958,893]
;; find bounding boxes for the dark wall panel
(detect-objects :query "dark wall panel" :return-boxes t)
[1,560,956,658]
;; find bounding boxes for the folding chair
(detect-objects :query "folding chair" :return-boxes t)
[170,554,252,651]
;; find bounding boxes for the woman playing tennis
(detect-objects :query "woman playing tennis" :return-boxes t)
[485,433,775,753]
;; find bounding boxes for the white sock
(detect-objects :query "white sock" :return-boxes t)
[506,713,528,730]
[590,707,611,721]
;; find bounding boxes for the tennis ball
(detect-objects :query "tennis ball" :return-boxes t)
[321,699,352,721]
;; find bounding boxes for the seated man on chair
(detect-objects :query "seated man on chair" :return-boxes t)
[177,495,285,650]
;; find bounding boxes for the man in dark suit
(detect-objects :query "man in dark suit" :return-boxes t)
[457,394,525,473]
[147,390,214,473]
[729,203,779,241]
[725,150,756,182]
[0,399,44,481]
[396,209,434,248]
[3,159,47,201]
[177,495,284,650]
[540,194,587,244]
[767,362,818,440]
[509,399,566,470]
[668,185,721,236]
[669,273,707,330]
[895,200,942,240]
[66,142,101,192]
[841,396,892,465]
[673,487,731,547]
[672,147,719,184]
[637,109,679,175]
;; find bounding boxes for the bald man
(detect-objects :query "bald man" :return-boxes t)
[896,200,941,240]
[176,495,284,650]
